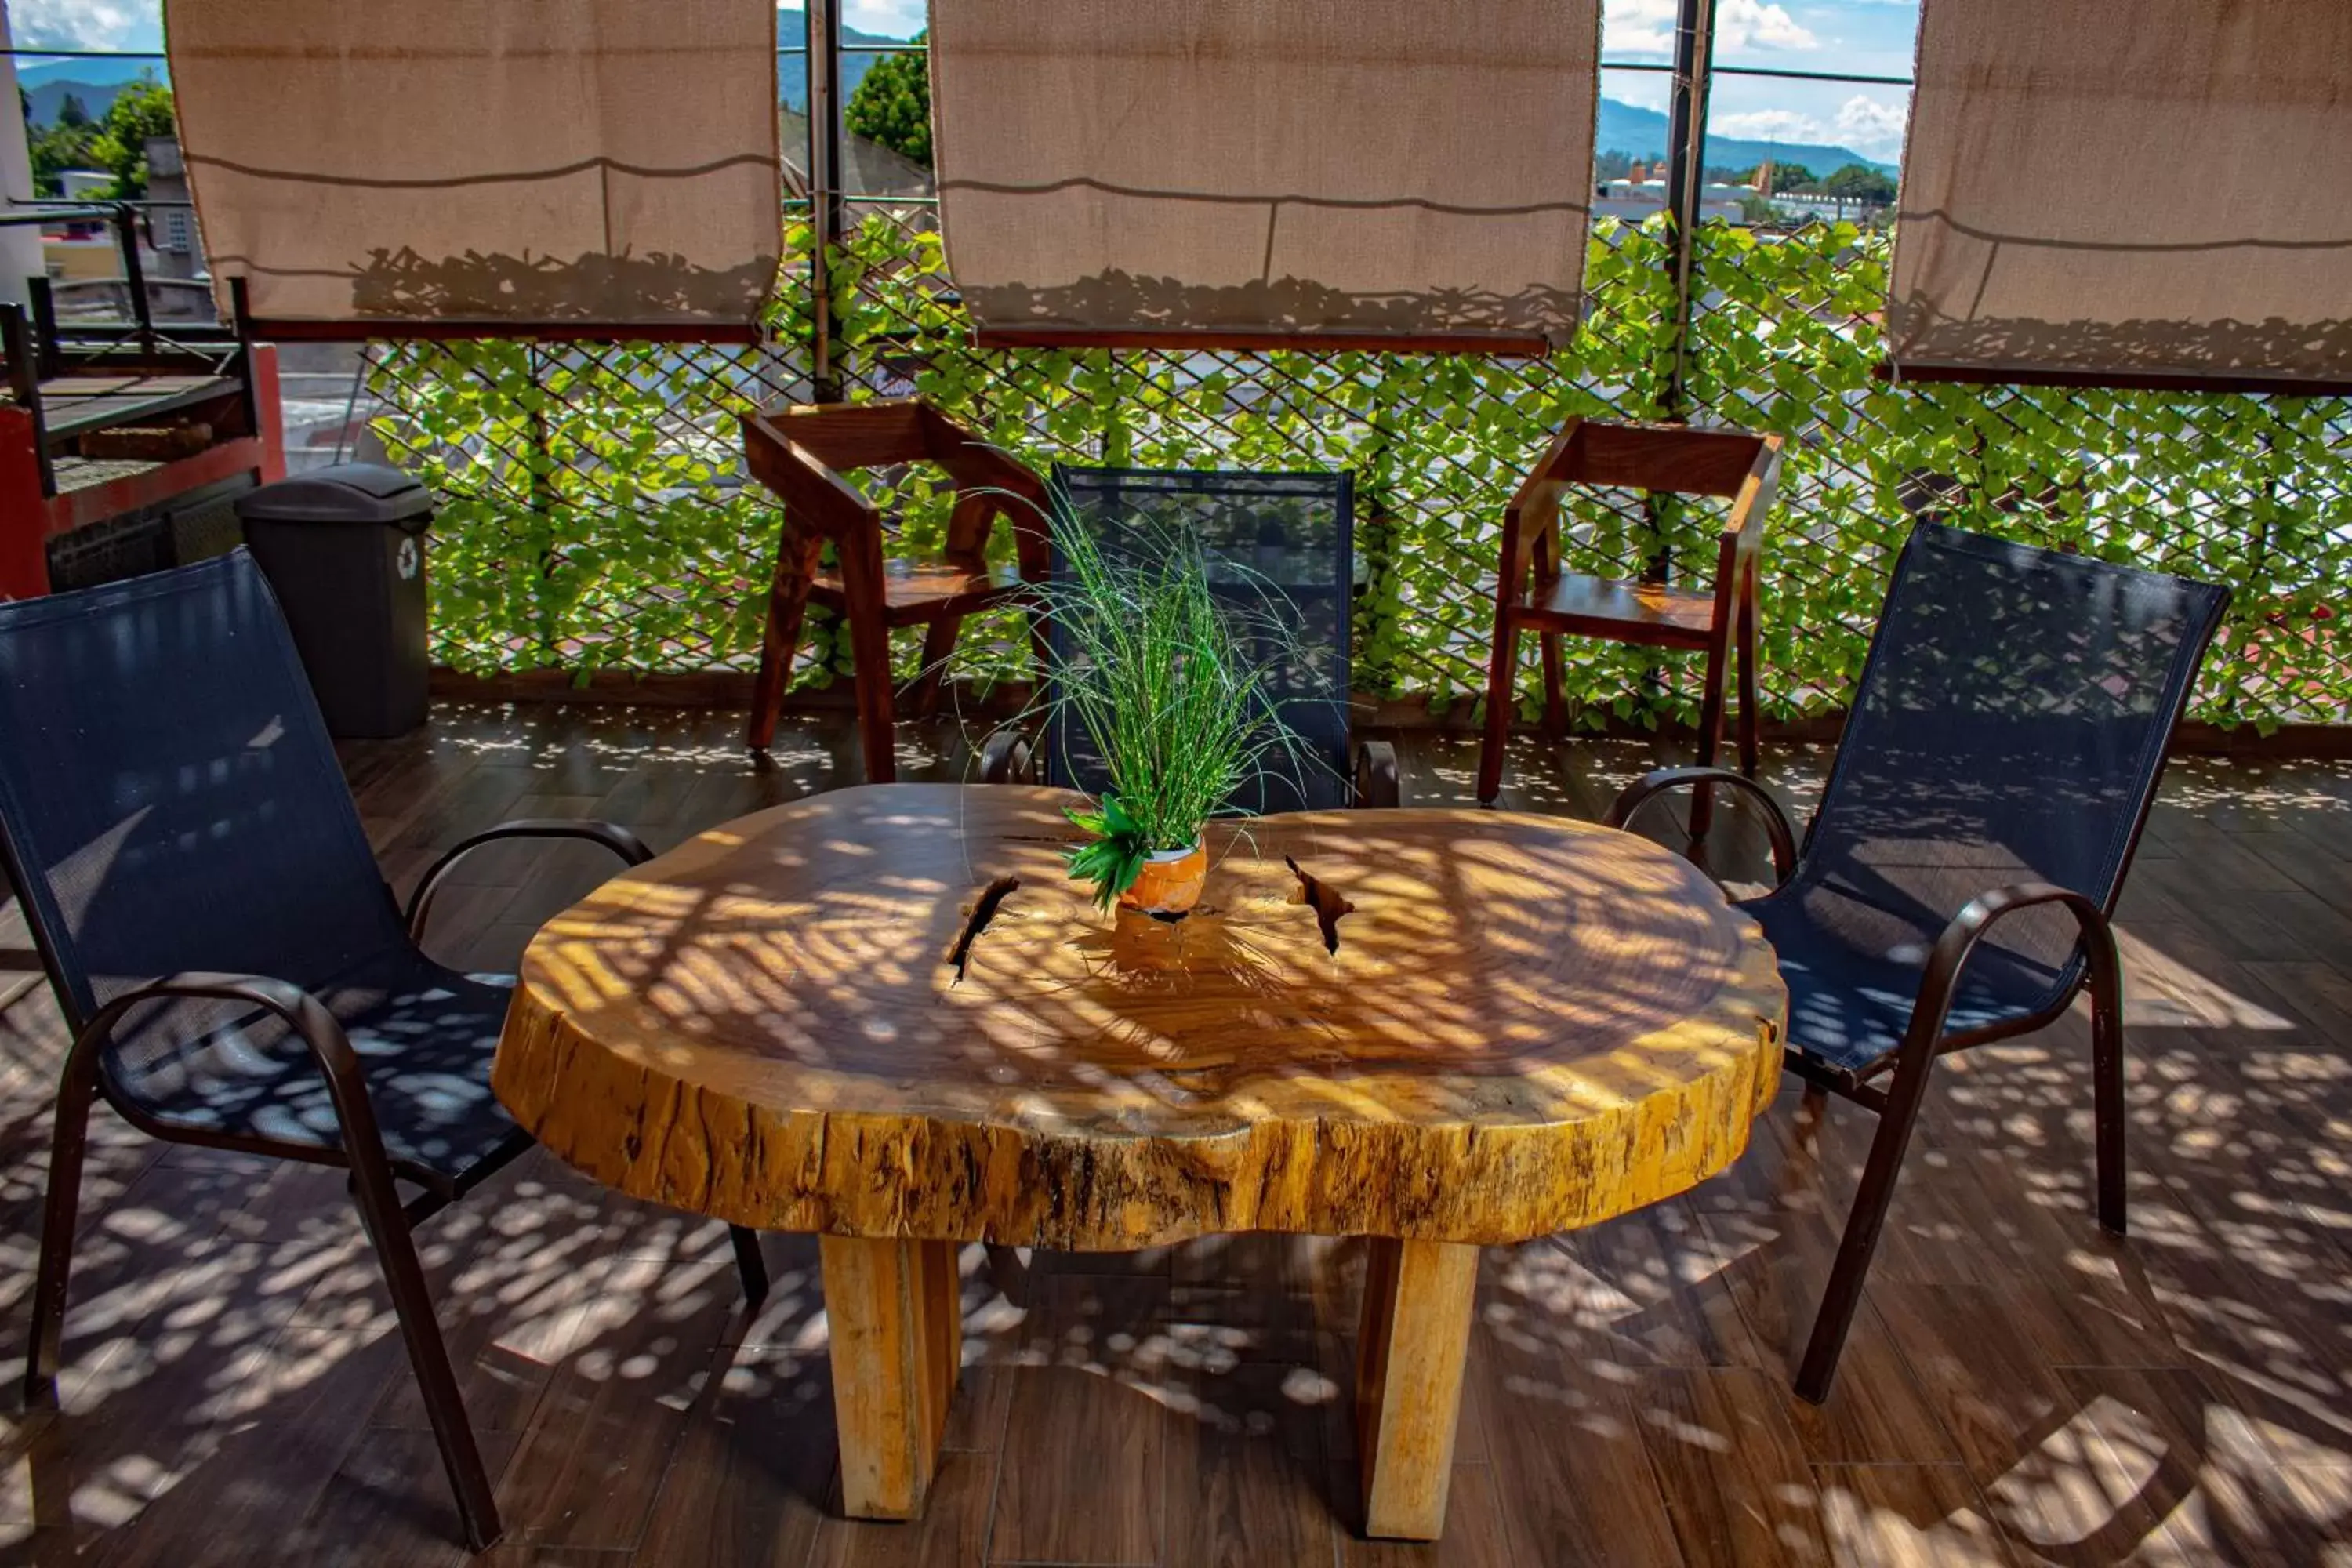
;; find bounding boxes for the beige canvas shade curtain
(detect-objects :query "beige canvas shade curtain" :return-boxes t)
[926,0,1602,354]
[163,0,781,337]
[1889,0,2352,390]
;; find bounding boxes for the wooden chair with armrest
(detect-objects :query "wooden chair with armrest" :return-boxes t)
[739,397,1051,777]
[1476,419,1783,831]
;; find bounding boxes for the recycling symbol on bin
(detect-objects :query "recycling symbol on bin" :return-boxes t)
[397,537,420,581]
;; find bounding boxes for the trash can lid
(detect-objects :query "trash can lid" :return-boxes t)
[234,462,434,524]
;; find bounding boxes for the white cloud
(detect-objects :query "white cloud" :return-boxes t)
[1714,108,1825,142]
[10,0,160,53]
[1606,0,1819,56]
[1710,93,1907,160]
[1834,93,1908,157]
[837,0,927,41]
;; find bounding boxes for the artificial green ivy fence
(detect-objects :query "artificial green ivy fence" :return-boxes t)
[371,216,2350,732]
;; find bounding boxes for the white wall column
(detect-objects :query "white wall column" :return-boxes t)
[0,2,48,302]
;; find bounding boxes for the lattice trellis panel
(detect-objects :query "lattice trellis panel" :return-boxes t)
[368,211,2352,731]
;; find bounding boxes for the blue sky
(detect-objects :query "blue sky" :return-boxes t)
[10,0,1921,162]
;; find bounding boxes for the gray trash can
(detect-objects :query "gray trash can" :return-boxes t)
[236,463,434,739]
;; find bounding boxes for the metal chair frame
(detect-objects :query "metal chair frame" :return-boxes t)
[5,656,768,1557]
[1604,524,2224,1405]
[979,464,1398,810]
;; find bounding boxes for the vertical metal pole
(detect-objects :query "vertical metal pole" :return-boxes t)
[27,278,60,379]
[229,274,265,438]
[114,202,154,352]
[1659,0,1719,423]
[806,0,845,404]
[1639,0,1719,728]
[526,342,561,665]
[1639,0,1718,608]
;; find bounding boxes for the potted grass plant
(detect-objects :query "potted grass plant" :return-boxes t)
[1040,512,1306,916]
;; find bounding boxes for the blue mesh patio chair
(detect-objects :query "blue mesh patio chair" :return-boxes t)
[980,466,1397,810]
[1608,522,2228,1402]
[0,552,769,1552]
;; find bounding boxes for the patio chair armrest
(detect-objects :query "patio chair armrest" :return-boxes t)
[405,819,655,941]
[1606,767,1798,886]
[1899,882,2122,1063]
[71,971,387,1158]
[978,728,1033,786]
[1355,740,1400,809]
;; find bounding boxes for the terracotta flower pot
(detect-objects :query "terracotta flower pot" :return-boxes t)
[1118,840,1207,915]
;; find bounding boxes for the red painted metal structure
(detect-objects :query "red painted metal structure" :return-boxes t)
[0,343,284,599]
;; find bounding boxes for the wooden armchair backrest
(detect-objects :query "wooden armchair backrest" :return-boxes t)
[1498,419,1784,616]
[740,397,1052,579]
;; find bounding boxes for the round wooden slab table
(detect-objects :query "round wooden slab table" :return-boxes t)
[493,783,1786,1540]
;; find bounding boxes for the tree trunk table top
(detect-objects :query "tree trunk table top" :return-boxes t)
[492,783,1787,1251]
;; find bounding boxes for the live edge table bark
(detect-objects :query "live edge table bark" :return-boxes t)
[492,784,1786,1541]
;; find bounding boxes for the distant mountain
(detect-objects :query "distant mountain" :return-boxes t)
[9,21,913,122]
[11,45,1897,179]
[1596,96,1896,176]
[19,56,165,124]
[776,9,915,111]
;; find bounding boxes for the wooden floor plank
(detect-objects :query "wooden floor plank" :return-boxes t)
[1811,1465,2017,1568]
[627,1334,837,1568]
[1470,1299,1680,1568]
[2,710,2348,1566]
[1164,1356,1338,1568]
[1635,1367,1831,1568]
[987,1275,1171,1564]
[491,1251,750,1552]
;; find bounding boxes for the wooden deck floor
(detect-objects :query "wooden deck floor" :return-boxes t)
[3,705,2349,1566]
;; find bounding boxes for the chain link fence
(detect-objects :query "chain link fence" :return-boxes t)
[365,206,2351,731]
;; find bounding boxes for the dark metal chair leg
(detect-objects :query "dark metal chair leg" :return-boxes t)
[982,1242,1033,1306]
[23,1051,100,1406]
[345,1149,503,1551]
[1795,1048,1936,1404]
[1687,630,1733,846]
[2087,957,2129,1236]
[729,1225,769,1307]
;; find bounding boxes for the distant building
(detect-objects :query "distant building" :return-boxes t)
[1592,177,1746,225]
[42,172,118,283]
[143,136,206,281]
[779,108,935,205]
[1768,192,1893,225]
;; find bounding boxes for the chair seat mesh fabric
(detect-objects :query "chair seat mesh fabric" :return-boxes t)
[1755,524,2227,1076]
[0,553,522,1187]
[1741,891,2066,1072]
[112,958,521,1190]
[1045,467,1355,812]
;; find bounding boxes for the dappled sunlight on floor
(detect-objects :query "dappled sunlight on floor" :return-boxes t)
[0,705,2346,1564]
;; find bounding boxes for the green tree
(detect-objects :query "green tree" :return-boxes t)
[1819,162,1896,204]
[844,34,931,168]
[89,77,176,198]
[1748,160,1817,192]
[56,93,89,129]
[28,107,102,197]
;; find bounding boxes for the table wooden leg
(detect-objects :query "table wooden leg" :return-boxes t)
[820,1235,963,1519]
[1354,1236,1479,1541]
